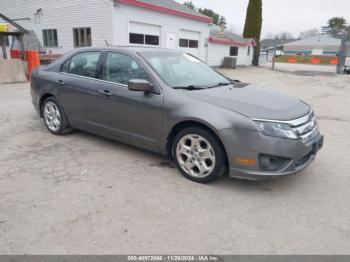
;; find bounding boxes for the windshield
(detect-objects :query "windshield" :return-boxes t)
[140,51,231,89]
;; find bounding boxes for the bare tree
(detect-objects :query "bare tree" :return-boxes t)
[299,29,319,39]
[277,31,293,40]
[265,32,294,40]
[226,24,238,34]
[265,32,276,39]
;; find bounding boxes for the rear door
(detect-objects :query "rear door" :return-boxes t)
[93,51,164,152]
[58,51,102,128]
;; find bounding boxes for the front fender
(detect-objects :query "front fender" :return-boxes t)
[160,91,258,154]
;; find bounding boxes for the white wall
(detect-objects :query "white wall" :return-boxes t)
[207,42,229,66]
[207,42,253,66]
[112,4,210,61]
[237,46,253,66]
[1,0,251,66]
[1,0,114,54]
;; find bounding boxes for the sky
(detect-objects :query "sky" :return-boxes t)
[182,0,350,38]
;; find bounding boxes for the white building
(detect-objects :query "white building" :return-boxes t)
[207,26,254,66]
[283,35,341,56]
[1,0,253,66]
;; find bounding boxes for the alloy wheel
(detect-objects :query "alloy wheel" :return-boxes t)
[44,101,61,132]
[176,134,216,178]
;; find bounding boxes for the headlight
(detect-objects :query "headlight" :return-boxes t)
[254,121,299,140]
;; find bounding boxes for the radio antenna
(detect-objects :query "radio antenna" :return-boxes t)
[100,34,110,46]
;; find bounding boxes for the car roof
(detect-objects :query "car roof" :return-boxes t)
[45,46,185,72]
[71,46,183,54]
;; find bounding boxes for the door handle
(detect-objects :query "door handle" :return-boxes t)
[56,80,65,85]
[98,90,112,97]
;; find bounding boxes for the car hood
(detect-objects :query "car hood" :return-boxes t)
[184,84,310,120]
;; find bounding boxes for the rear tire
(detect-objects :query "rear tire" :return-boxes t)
[172,126,227,183]
[42,97,70,135]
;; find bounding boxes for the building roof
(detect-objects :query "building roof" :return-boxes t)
[116,0,213,23]
[209,26,255,46]
[284,35,341,47]
[261,38,294,47]
[0,13,27,35]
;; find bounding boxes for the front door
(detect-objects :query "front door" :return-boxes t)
[94,51,163,152]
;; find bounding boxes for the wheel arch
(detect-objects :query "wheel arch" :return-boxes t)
[39,93,56,117]
[165,120,229,165]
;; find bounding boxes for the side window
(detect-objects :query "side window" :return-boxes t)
[103,52,148,85]
[61,59,70,73]
[65,52,100,78]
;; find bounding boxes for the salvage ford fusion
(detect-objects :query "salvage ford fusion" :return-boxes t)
[31,47,323,183]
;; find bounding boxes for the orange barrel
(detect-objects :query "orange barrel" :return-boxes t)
[311,57,321,64]
[288,57,297,63]
[26,50,41,80]
[10,49,22,59]
[330,58,338,65]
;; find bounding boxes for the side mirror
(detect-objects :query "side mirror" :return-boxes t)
[128,79,155,93]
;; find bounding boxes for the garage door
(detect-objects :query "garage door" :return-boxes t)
[179,29,200,57]
[129,21,161,46]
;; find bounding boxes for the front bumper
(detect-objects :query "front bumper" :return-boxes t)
[219,128,324,181]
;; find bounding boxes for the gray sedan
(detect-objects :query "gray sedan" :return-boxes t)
[31,47,323,183]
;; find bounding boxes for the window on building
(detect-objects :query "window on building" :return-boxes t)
[103,52,148,85]
[129,33,159,46]
[145,35,159,45]
[189,40,198,48]
[61,52,100,78]
[247,46,251,55]
[179,38,198,48]
[130,33,144,44]
[230,46,239,56]
[43,29,58,47]
[179,39,188,48]
[73,27,92,47]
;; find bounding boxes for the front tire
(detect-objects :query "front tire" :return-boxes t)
[172,127,227,183]
[42,97,69,135]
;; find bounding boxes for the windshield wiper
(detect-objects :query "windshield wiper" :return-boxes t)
[206,82,232,89]
[172,85,205,90]
[173,81,238,90]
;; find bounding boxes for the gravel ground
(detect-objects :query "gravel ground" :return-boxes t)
[0,66,350,254]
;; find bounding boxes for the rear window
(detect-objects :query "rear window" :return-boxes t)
[61,52,100,78]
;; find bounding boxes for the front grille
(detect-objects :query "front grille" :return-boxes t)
[290,111,319,142]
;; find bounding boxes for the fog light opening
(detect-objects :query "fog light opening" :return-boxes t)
[259,155,291,172]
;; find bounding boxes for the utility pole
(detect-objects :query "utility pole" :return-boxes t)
[337,30,346,74]
[0,35,8,59]
[272,37,278,70]
[337,27,350,74]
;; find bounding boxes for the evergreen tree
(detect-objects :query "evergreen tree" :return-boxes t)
[183,1,224,25]
[197,8,221,25]
[321,17,347,38]
[183,1,195,10]
[243,0,262,66]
